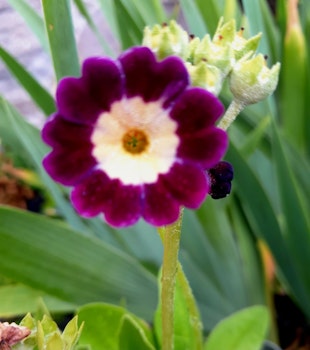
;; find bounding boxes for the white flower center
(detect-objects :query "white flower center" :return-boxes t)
[91,96,179,185]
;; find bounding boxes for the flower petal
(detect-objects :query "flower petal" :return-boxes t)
[143,179,180,226]
[170,88,224,135]
[71,170,116,217]
[43,145,96,186]
[71,170,142,227]
[177,127,228,169]
[161,162,209,208]
[119,46,189,106]
[82,57,123,111]
[104,184,142,227]
[56,58,123,125]
[42,114,93,148]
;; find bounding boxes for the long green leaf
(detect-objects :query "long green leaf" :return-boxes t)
[179,0,208,37]
[42,0,80,80]
[271,124,310,317]
[226,142,310,311]
[0,207,157,320]
[6,0,49,52]
[0,47,55,116]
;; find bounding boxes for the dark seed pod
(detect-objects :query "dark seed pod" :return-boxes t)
[208,161,234,199]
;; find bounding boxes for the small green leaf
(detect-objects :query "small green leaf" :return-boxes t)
[118,315,156,350]
[204,305,269,350]
[42,0,80,80]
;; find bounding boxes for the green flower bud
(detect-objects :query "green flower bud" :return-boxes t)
[142,20,190,60]
[186,61,223,95]
[229,54,281,105]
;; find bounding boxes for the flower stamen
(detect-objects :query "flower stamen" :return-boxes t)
[122,129,149,154]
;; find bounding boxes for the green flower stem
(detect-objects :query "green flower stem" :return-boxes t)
[158,209,184,350]
[218,99,245,130]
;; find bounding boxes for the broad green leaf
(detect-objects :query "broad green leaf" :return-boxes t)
[0,284,75,318]
[78,304,126,350]
[42,0,80,80]
[0,47,55,116]
[204,305,269,350]
[6,0,49,52]
[154,264,204,350]
[0,207,157,320]
[118,315,156,350]
[77,303,155,350]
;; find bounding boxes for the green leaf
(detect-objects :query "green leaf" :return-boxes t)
[0,207,157,320]
[118,315,156,350]
[179,0,208,37]
[0,46,56,116]
[78,304,125,350]
[204,305,269,350]
[154,264,203,350]
[42,0,80,80]
[271,123,310,317]
[279,13,307,152]
[77,303,155,350]
[6,0,49,52]
[226,142,310,311]
[0,284,75,318]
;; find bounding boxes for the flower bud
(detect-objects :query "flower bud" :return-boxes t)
[229,54,281,105]
[142,20,190,60]
[186,61,223,95]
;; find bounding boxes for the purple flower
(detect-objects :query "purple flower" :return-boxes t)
[42,47,228,227]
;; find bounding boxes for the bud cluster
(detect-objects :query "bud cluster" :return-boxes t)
[143,19,280,109]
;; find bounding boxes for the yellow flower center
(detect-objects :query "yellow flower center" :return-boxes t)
[122,129,149,154]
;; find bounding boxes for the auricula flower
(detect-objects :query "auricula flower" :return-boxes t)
[42,47,228,227]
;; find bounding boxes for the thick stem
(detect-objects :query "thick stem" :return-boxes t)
[218,99,245,131]
[158,209,184,350]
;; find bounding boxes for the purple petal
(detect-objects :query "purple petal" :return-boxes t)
[161,162,209,208]
[43,145,96,186]
[56,57,123,125]
[71,170,142,227]
[170,88,224,135]
[56,77,101,125]
[143,179,180,226]
[82,57,123,111]
[71,170,117,217]
[119,46,189,106]
[104,184,142,227]
[177,127,228,169]
[42,114,93,148]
